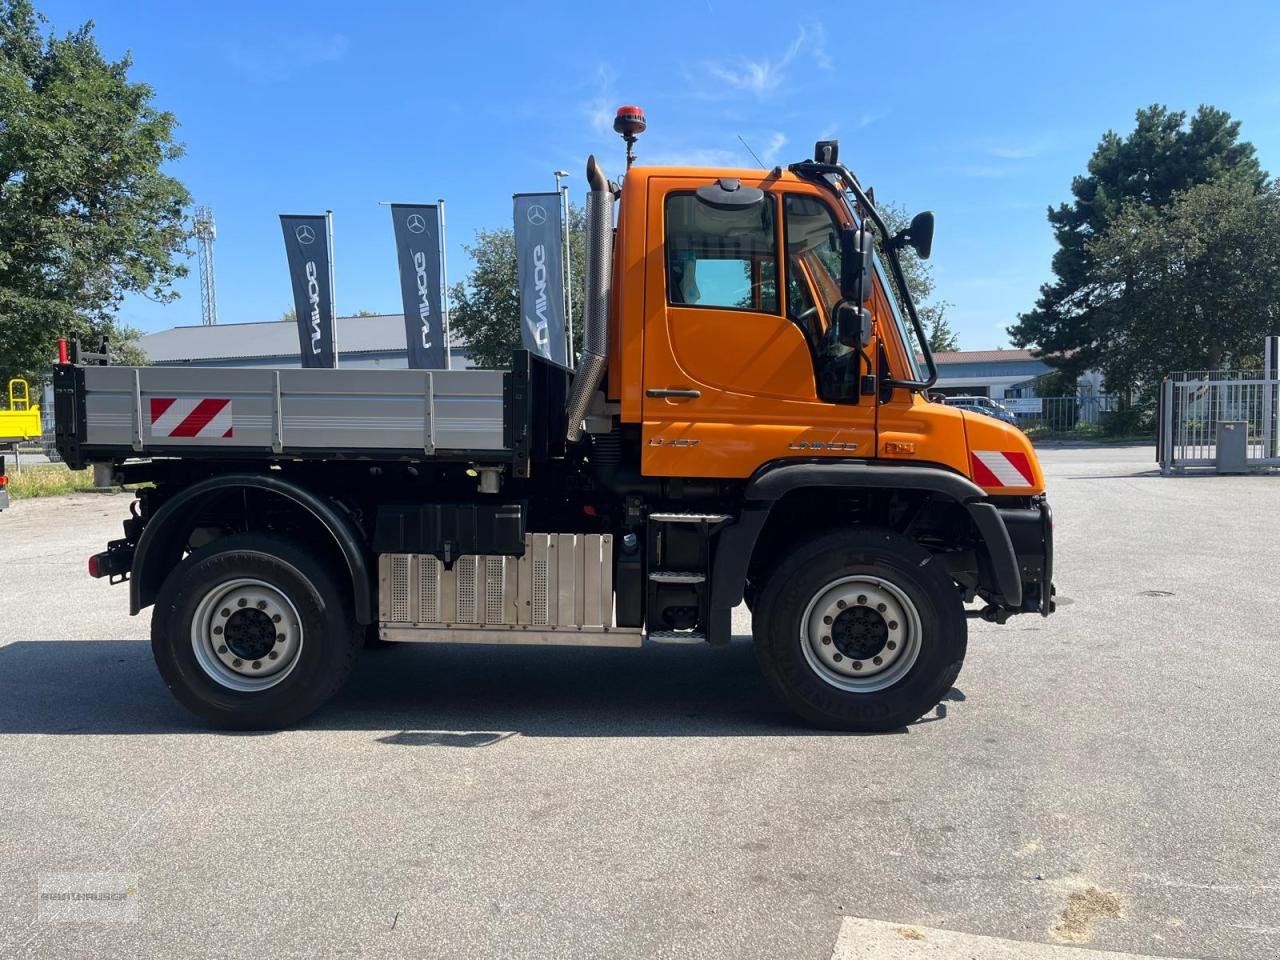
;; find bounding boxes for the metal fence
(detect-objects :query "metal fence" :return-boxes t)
[1158,368,1280,473]
[1004,393,1122,437]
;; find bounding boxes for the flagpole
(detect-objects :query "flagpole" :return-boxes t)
[438,198,452,370]
[562,183,574,370]
[326,209,339,368]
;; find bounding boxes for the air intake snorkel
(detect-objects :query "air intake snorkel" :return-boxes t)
[564,154,614,443]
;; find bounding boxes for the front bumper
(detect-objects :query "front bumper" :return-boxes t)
[998,498,1055,617]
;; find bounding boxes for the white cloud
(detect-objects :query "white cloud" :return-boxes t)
[578,64,619,138]
[643,146,741,167]
[224,33,348,81]
[985,136,1054,160]
[699,22,830,99]
[761,131,788,164]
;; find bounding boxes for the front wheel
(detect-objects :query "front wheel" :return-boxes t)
[151,533,361,729]
[753,528,966,731]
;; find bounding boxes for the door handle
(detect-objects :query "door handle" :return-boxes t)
[647,388,701,399]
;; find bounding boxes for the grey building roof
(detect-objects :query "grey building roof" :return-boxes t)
[139,313,419,363]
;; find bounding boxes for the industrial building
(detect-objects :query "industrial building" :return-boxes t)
[138,313,474,369]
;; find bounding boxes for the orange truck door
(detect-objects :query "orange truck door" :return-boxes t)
[641,177,877,478]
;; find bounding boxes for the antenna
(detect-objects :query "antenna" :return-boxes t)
[737,134,765,169]
[193,205,218,326]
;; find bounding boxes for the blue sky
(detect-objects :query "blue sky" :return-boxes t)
[41,0,1280,349]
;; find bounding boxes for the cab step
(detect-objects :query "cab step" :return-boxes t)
[647,629,707,645]
[648,512,731,524]
[648,570,706,584]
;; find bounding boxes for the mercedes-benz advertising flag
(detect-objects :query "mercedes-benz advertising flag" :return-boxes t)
[280,214,336,368]
[389,204,444,369]
[513,193,567,366]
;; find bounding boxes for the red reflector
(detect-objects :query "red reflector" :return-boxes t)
[88,554,101,578]
[0,474,7,487]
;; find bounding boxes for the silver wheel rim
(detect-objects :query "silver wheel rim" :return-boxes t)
[190,578,304,692]
[799,574,922,693]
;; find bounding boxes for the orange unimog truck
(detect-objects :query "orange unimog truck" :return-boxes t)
[56,109,1054,732]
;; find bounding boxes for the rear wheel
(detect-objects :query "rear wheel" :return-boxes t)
[753,528,966,731]
[151,533,361,729]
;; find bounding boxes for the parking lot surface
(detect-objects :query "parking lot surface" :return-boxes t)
[0,445,1276,959]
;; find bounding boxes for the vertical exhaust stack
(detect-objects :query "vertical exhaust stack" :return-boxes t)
[565,154,614,442]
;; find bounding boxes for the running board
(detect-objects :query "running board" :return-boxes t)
[647,629,707,645]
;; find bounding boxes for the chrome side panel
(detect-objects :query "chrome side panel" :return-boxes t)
[377,533,638,647]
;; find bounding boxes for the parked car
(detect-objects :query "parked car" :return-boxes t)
[942,395,1022,428]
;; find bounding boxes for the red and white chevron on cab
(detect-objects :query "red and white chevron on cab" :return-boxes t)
[970,450,1034,488]
[149,397,233,439]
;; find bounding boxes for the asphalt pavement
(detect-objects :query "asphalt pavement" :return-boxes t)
[0,445,1276,959]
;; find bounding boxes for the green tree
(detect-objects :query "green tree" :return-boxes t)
[279,308,296,323]
[1009,104,1265,384]
[449,204,585,369]
[1087,177,1280,389]
[0,1,191,380]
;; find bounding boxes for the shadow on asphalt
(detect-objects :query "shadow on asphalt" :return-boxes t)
[0,638,960,738]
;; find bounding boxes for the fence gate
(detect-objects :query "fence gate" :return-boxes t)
[1159,350,1280,474]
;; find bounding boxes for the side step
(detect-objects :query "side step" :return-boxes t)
[647,629,707,645]
[649,512,731,524]
[648,570,705,584]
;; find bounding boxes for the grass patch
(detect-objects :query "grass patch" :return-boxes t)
[7,464,107,499]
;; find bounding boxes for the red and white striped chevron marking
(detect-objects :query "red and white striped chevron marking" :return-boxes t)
[149,397,233,439]
[970,450,1033,488]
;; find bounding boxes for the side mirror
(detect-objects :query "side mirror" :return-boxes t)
[840,224,875,305]
[833,301,873,349]
[891,210,935,260]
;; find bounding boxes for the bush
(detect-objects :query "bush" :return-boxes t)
[1100,406,1154,438]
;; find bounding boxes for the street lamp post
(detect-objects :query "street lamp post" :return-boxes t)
[554,169,574,369]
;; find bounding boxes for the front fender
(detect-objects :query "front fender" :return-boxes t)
[707,461,1025,639]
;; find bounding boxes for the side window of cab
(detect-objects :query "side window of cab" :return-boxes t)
[665,192,778,313]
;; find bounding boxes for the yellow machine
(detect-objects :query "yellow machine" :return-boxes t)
[0,378,42,442]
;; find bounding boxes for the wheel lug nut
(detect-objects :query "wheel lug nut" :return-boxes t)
[220,608,230,617]
[257,600,267,609]
[252,661,262,670]
[877,603,886,612]
[836,599,846,609]
[873,656,883,665]
[821,636,831,645]
[857,594,867,605]
[268,650,279,660]
[232,658,243,667]
[237,598,247,608]
[218,645,228,654]
[888,620,899,630]
[887,640,897,650]
[213,626,223,635]
[823,615,833,625]
[852,661,863,670]
[276,633,286,643]
[272,614,282,624]
[832,653,843,662]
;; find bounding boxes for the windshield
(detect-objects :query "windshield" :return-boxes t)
[872,252,924,382]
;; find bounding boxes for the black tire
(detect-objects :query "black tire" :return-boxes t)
[753,528,966,732]
[151,533,361,729]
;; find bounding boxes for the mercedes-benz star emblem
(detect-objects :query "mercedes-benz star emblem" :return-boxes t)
[295,224,316,244]
[526,204,548,226]
[405,213,426,234]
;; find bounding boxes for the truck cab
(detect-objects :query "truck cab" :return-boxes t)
[59,127,1053,733]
